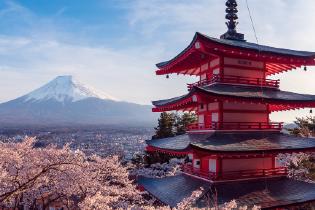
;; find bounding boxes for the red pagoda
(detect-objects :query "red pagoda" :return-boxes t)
[139,1,315,209]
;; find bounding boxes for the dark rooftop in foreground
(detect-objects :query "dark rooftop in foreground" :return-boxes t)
[138,174,315,209]
[138,174,209,208]
[146,132,315,153]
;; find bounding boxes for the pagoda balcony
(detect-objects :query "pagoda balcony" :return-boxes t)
[187,75,280,91]
[187,122,284,131]
[182,164,288,181]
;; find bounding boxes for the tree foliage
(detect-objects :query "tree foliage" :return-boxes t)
[0,137,263,209]
[153,112,176,139]
[278,152,315,184]
[0,137,258,210]
[288,116,315,137]
[175,113,198,135]
[153,112,197,139]
[0,137,144,209]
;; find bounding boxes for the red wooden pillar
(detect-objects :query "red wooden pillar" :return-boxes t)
[201,157,209,172]
[263,62,267,80]
[219,56,224,78]
[216,156,222,179]
[267,104,270,123]
[219,101,223,129]
[272,154,276,168]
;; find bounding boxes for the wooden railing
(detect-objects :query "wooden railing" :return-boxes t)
[187,122,283,131]
[222,167,288,180]
[187,75,280,90]
[182,164,217,180]
[182,164,287,181]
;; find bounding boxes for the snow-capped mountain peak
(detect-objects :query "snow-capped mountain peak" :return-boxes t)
[24,75,118,102]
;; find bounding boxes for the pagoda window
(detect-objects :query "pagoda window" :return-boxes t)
[198,115,205,124]
[212,113,219,122]
[209,159,217,173]
[188,154,193,162]
[193,159,201,169]
[213,68,220,75]
[199,104,206,112]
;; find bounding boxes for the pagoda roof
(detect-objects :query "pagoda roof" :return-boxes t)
[138,174,209,208]
[156,32,315,76]
[152,84,315,112]
[138,174,315,209]
[146,132,315,154]
[147,135,191,151]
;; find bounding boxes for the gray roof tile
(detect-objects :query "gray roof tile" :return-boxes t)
[157,32,315,68]
[147,132,315,153]
[138,174,315,209]
[153,84,315,107]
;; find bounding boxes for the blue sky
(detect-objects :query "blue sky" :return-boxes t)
[0,0,315,122]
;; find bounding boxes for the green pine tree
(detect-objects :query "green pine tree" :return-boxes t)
[175,112,197,135]
[152,112,176,139]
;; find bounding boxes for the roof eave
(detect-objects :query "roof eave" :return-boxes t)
[155,32,315,75]
[190,144,315,155]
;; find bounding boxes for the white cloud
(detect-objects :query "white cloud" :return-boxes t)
[125,0,315,122]
[1,0,315,123]
[0,34,196,106]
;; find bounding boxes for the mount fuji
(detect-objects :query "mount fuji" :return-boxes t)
[0,76,157,126]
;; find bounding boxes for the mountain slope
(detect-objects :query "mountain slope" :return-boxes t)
[24,75,117,102]
[0,76,156,126]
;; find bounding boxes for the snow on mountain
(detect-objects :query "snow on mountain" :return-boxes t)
[0,76,157,126]
[24,75,118,103]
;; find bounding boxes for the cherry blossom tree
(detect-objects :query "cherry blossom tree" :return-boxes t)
[0,137,258,209]
[130,158,184,178]
[0,137,144,209]
[277,152,315,182]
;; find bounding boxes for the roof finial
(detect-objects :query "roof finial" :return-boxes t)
[220,0,245,41]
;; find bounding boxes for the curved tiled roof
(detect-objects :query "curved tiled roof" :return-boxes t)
[139,174,315,209]
[202,33,315,57]
[191,132,315,153]
[147,132,315,153]
[197,84,315,102]
[138,175,209,208]
[156,32,315,68]
[152,84,315,107]
[152,94,190,107]
[147,135,192,151]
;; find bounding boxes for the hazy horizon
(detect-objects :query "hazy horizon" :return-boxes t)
[0,0,315,123]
